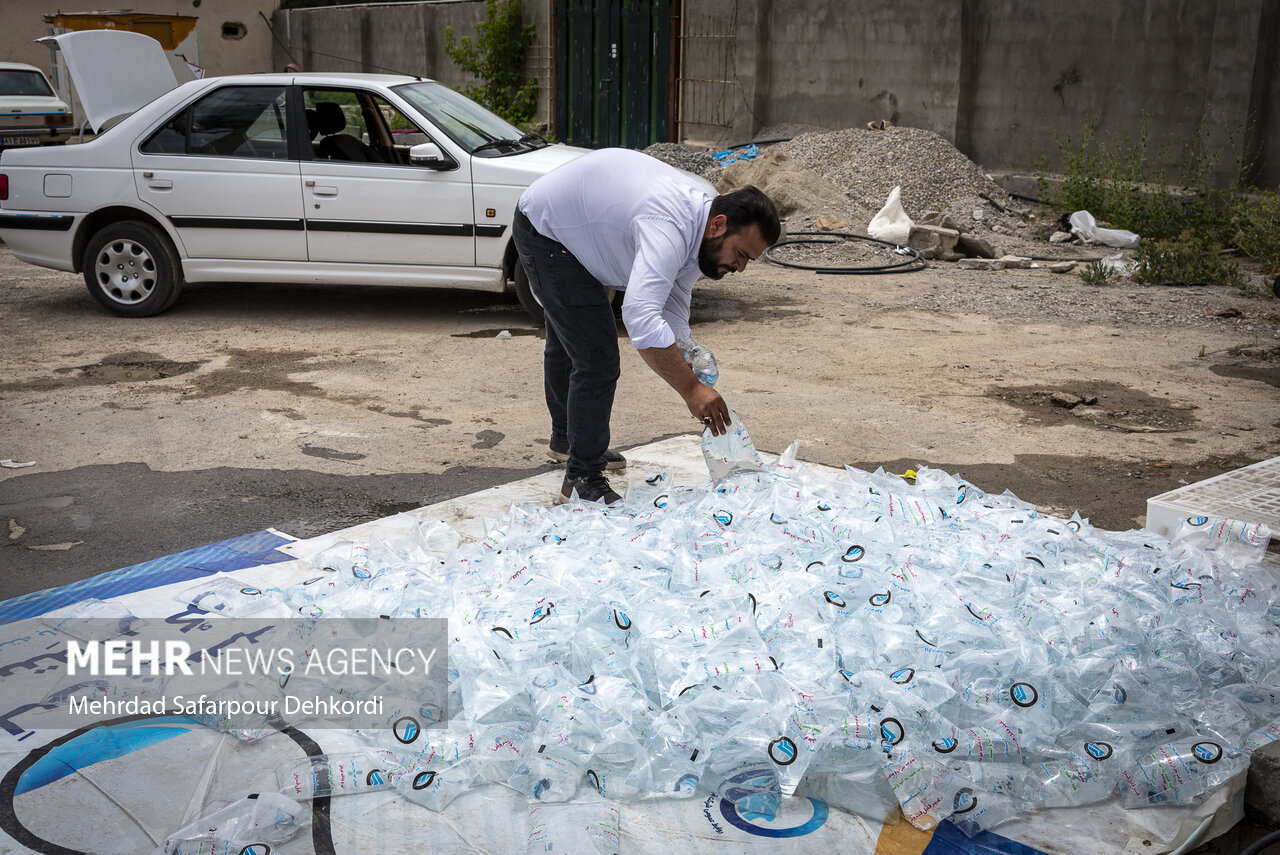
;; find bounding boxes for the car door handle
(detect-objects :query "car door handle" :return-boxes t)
[147,178,173,190]
[311,185,338,197]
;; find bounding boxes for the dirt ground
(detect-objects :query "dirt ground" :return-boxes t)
[1,242,1278,597]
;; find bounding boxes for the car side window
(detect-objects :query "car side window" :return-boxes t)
[303,88,432,165]
[141,86,289,159]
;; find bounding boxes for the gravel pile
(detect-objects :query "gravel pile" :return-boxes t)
[646,126,1040,255]
[775,127,1010,218]
[643,142,724,183]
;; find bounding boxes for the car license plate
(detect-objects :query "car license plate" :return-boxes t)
[1,136,41,147]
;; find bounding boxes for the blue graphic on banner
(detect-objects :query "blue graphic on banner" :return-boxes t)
[718,796,829,837]
[16,716,199,796]
[0,530,293,625]
[923,818,1050,854]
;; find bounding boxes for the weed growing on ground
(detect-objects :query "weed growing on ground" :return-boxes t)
[1078,260,1117,285]
[1131,232,1244,288]
[1232,192,1280,272]
[1041,115,1280,283]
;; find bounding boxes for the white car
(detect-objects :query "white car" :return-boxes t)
[0,61,73,150]
[0,31,588,318]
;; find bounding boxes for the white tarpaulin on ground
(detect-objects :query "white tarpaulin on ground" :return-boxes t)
[0,437,1270,855]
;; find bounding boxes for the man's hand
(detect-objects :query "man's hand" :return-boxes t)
[638,344,731,435]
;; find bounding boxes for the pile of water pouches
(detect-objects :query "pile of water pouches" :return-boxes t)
[115,444,1279,853]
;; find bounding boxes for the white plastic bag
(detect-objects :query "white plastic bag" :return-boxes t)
[1068,210,1139,248]
[1099,252,1137,277]
[867,186,913,244]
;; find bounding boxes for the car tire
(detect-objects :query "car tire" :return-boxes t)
[82,221,184,317]
[513,262,545,325]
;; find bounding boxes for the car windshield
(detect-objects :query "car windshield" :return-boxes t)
[391,81,527,155]
[0,69,55,97]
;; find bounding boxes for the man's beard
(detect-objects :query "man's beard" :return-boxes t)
[698,233,730,279]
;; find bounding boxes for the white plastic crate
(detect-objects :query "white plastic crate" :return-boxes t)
[1146,456,1280,566]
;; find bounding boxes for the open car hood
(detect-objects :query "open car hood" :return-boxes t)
[38,30,180,133]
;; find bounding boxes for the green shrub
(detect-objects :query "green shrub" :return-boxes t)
[1131,231,1244,288]
[1047,114,1238,243]
[1232,191,1280,272]
[444,0,538,128]
[1078,260,1118,285]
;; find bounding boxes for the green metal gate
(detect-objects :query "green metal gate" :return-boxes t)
[555,0,672,149]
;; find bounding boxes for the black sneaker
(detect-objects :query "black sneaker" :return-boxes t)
[558,472,622,505]
[547,441,626,471]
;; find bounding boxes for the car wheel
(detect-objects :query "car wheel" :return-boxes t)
[82,221,184,317]
[513,262,545,325]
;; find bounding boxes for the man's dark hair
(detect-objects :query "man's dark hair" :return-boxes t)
[710,185,781,245]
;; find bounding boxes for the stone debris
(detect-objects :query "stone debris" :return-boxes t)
[1050,261,1077,273]
[956,234,996,259]
[957,257,1005,271]
[907,223,961,261]
[1051,391,1083,409]
[1049,230,1075,243]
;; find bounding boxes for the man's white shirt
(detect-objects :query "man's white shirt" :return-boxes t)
[518,147,713,350]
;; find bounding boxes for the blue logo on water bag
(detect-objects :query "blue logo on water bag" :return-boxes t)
[1193,742,1223,763]
[393,716,420,744]
[768,737,798,766]
[1010,682,1038,707]
[714,510,733,526]
[880,718,904,746]
[869,591,891,607]
[953,788,977,814]
[366,769,385,786]
[530,602,554,624]
[413,771,436,790]
[674,773,700,794]
[890,667,915,684]
[842,545,864,562]
[613,609,631,630]
[932,737,957,753]
[1085,742,1113,760]
[824,591,847,608]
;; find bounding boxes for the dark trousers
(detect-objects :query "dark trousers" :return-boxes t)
[512,208,620,480]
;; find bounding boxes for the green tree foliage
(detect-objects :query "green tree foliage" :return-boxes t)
[444,0,538,128]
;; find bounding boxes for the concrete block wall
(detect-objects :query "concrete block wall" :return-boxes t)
[271,0,554,127]
[682,0,1280,189]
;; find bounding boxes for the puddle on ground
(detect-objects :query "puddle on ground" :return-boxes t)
[0,351,203,392]
[989,380,1197,433]
[690,294,803,325]
[1209,345,1280,389]
[301,446,367,462]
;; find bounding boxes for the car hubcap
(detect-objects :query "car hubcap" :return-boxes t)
[94,239,157,305]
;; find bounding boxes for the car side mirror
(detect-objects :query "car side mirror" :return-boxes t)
[409,142,456,170]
